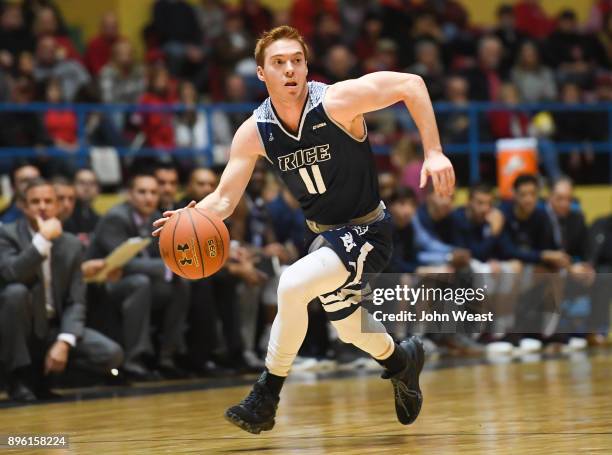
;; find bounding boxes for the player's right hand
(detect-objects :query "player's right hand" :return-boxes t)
[420,151,455,197]
[152,200,196,237]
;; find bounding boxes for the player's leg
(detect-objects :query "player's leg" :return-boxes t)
[330,307,424,425]
[225,246,351,434]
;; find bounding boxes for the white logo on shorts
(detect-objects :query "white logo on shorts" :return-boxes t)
[341,232,357,252]
[269,132,274,142]
[352,226,369,236]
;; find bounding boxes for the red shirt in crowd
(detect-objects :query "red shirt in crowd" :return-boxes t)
[139,90,177,149]
[44,110,77,145]
[290,0,338,41]
[46,34,82,62]
[84,34,120,76]
[514,0,554,39]
[489,110,530,139]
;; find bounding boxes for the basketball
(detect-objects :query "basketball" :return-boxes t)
[158,207,230,280]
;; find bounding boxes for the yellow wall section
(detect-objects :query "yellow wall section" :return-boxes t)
[58,0,118,43]
[454,0,590,27]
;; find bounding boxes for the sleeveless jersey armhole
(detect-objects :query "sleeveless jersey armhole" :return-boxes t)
[255,125,274,165]
[320,86,368,143]
[252,108,275,165]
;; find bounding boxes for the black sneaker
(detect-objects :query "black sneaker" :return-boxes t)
[224,382,279,434]
[382,336,425,425]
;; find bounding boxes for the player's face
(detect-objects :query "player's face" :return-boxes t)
[514,183,538,215]
[469,191,493,223]
[129,176,160,217]
[258,39,308,100]
[24,184,59,222]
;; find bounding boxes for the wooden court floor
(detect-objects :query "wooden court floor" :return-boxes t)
[1,351,611,454]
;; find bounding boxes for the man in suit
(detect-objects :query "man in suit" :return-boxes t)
[88,172,190,377]
[0,179,123,402]
[52,176,77,224]
[155,162,181,213]
[0,160,41,225]
[64,168,100,245]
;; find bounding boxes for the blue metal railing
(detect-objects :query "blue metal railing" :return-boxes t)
[0,101,610,182]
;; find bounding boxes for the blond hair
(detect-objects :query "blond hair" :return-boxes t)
[254,25,310,67]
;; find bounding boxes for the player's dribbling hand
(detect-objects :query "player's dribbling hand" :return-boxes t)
[420,151,455,197]
[151,200,197,237]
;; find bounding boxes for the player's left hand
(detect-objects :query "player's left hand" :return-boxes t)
[420,151,455,197]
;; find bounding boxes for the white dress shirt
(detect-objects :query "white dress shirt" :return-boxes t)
[31,230,77,348]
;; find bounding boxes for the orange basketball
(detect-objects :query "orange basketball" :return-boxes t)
[159,207,230,280]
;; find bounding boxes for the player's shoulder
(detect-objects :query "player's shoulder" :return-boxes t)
[253,97,274,124]
[234,115,258,138]
[307,80,328,107]
[233,115,265,154]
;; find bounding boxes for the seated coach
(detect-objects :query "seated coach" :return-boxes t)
[0,179,123,402]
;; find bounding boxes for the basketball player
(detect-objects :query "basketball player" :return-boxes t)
[153,26,455,434]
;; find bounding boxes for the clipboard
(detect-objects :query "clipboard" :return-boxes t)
[85,237,151,283]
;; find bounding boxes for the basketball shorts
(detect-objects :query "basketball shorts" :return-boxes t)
[305,211,393,321]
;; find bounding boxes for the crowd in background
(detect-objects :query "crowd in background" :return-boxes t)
[0,0,611,402]
[0,154,611,402]
[0,0,610,183]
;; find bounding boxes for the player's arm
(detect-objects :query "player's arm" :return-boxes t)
[152,117,263,236]
[325,71,455,196]
[194,118,262,218]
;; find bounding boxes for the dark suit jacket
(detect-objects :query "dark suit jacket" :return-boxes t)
[87,202,165,280]
[64,200,100,235]
[0,218,86,338]
[547,207,588,261]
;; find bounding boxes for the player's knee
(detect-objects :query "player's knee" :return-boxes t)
[277,269,311,307]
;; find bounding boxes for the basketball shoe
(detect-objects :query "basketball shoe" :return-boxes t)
[224,372,279,434]
[382,336,425,425]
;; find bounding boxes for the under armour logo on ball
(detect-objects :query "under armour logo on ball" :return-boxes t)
[177,240,200,267]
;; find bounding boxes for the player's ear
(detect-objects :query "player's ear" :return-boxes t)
[256,66,265,82]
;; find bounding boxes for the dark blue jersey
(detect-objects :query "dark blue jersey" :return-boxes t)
[254,81,380,226]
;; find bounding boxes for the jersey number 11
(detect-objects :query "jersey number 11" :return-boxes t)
[299,165,327,194]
